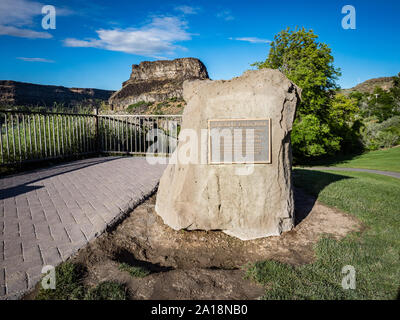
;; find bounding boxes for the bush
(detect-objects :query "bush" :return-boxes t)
[361,116,400,150]
[36,263,86,300]
[291,115,341,159]
[126,101,152,113]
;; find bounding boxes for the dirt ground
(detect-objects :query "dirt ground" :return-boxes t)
[43,187,361,300]
[26,188,363,300]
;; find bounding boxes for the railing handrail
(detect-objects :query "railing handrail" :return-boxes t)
[0,110,183,118]
[98,114,182,118]
[0,109,96,117]
[0,111,181,166]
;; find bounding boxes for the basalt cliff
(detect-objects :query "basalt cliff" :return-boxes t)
[109,58,209,110]
[0,80,114,107]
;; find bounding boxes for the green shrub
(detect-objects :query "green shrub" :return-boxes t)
[361,116,400,150]
[291,114,341,158]
[126,101,151,113]
[36,263,86,300]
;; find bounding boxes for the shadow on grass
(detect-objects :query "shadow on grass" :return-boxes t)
[295,151,364,168]
[293,169,352,226]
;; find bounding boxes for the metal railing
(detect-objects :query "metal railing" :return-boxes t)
[0,110,182,165]
[98,115,181,156]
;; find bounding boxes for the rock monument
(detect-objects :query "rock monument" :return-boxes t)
[155,69,301,240]
[109,58,209,110]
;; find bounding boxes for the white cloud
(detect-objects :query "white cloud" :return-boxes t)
[230,37,271,44]
[0,0,72,39]
[174,5,200,15]
[216,10,234,21]
[17,57,54,62]
[0,0,42,26]
[0,25,51,38]
[64,16,192,57]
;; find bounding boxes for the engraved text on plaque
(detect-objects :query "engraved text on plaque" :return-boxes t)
[208,118,271,164]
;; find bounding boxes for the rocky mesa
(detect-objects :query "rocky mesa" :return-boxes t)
[0,80,114,107]
[109,58,209,110]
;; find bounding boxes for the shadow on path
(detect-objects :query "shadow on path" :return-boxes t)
[0,156,124,200]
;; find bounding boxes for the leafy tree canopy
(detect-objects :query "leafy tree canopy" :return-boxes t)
[253,27,358,159]
[253,27,341,117]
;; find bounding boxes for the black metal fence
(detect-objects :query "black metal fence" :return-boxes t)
[0,110,181,165]
[98,114,181,156]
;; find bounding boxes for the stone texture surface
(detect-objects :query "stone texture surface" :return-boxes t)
[0,156,166,299]
[0,80,114,107]
[109,58,209,109]
[155,69,301,240]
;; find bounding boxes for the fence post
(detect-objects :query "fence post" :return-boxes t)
[94,108,100,154]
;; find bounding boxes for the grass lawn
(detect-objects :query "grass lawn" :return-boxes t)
[35,263,127,300]
[246,169,400,299]
[301,146,400,173]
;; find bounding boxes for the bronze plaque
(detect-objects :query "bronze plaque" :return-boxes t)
[208,118,271,164]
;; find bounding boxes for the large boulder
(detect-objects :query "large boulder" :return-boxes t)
[109,58,209,110]
[155,69,301,240]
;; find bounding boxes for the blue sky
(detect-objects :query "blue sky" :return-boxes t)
[1,0,399,90]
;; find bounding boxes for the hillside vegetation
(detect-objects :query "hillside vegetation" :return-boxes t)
[341,76,395,95]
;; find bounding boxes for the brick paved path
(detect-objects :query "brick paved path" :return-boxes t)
[0,156,167,299]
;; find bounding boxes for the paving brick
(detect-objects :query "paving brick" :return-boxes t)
[34,224,53,241]
[43,207,61,224]
[4,240,22,259]
[58,210,76,226]
[49,223,70,243]
[3,219,19,240]
[0,203,4,221]
[57,244,76,261]
[15,197,29,208]
[3,254,23,270]
[27,197,41,208]
[30,207,46,224]
[5,270,28,295]
[23,244,42,265]
[0,268,5,286]
[26,265,43,288]
[0,156,166,298]
[17,207,31,220]
[19,220,35,241]
[88,214,106,232]
[0,240,4,262]
[4,205,17,220]
[65,224,86,246]
[39,246,62,266]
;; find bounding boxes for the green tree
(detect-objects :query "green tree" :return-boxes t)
[253,27,348,159]
[253,27,340,117]
[330,93,362,153]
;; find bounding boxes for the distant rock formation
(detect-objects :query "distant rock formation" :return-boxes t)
[109,58,209,110]
[341,75,397,95]
[0,80,114,107]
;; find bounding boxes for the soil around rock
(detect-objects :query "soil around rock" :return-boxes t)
[27,188,363,300]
